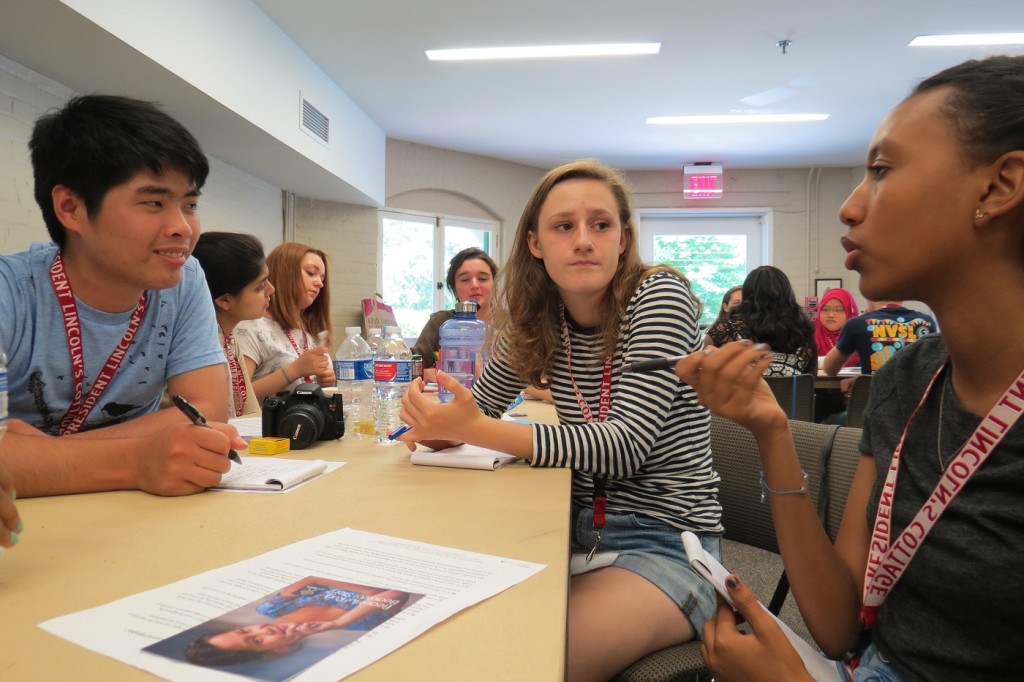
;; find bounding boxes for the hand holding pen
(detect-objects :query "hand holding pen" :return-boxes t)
[172,394,242,464]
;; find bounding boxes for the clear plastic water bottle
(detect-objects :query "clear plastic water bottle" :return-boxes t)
[374,326,412,445]
[438,301,487,404]
[0,342,8,444]
[366,327,384,357]
[335,326,375,439]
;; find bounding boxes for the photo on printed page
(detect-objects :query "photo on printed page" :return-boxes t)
[143,576,423,681]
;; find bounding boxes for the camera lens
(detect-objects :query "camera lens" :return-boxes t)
[279,404,325,450]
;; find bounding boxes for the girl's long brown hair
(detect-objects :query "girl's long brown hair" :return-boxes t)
[491,159,698,386]
[266,242,332,347]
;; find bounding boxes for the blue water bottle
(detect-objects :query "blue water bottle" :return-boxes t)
[438,301,487,404]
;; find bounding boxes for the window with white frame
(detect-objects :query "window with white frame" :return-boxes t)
[378,209,497,339]
[637,209,770,327]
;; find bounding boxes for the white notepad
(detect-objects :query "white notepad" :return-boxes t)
[212,458,341,493]
[410,444,519,470]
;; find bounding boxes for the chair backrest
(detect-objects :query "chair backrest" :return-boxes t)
[765,374,816,422]
[710,416,833,553]
[821,425,864,542]
[845,374,873,428]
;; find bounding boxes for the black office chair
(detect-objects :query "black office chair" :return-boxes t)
[820,425,864,541]
[844,375,873,429]
[765,374,816,422]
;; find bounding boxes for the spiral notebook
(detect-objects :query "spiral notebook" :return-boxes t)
[410,444,519,470]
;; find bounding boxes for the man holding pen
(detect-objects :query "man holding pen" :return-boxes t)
[0,95,244,498]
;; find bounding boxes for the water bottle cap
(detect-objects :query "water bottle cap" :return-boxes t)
[345,326,361,335]
[455,300,480,314]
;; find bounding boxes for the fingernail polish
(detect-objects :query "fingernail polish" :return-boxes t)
[10,490,15,501]
[739,339,752,346]
[726,576,739,590]
[16,520,24,534]
[10,532,19,546]
[753,343,770,351]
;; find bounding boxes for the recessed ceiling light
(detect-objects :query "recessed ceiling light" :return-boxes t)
[647,113,829,125]
[425,43,661,61]
[910,33,1024,47]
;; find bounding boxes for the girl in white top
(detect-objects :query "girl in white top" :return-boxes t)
[236,242,335,405]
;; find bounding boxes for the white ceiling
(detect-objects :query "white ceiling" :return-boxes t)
[2,0,1023,204]
[248,0,1024,170]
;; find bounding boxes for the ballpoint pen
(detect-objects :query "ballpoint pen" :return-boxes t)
[388,424,412,440]
[622,356,686,374]
[171,394,243,464]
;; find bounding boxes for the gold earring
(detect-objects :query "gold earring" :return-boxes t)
[975,209,987,221]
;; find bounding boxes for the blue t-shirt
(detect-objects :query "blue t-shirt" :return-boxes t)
[0,243,224,434]
[835,305,936,374]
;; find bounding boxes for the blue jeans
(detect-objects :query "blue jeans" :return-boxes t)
[843,643,908,682]
[571,506,721,636]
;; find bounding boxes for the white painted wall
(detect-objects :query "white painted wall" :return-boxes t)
[60,0,385,204]
[0,57,283,252]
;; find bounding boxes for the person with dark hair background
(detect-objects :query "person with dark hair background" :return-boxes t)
[705,265,816,375]
[191,232,274,416]
[412,246,498,383]
[702,285,742,348]
[0,94,242,498]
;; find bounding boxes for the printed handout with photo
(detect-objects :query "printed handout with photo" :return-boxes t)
[144,576,424,682]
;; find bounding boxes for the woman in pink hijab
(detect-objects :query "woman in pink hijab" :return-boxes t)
[813,287,860,368]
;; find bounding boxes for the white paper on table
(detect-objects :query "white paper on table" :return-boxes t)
[39,528,546,682]
[210,458,344,493]
[682,532,844,682]
[410,444,519,470]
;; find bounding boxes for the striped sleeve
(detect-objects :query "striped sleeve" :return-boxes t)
[519,272,722,532]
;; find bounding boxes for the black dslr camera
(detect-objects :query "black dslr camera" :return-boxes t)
[262,382,344,449]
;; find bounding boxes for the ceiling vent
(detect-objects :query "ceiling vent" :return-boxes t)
[300,94,329,146]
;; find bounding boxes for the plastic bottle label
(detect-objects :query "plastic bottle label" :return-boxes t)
[374,360,413,383]
[0,368,7,425]
[336,359,374,382]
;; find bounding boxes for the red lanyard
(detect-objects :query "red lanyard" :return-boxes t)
[49,253,147,435]
[283,328,315,383]
[561,307,613,529]
[222,330,247,417]
[860,359,1024,629]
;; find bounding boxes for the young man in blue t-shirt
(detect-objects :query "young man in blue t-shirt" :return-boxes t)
[0,95,244,497]
[823,300,937,377]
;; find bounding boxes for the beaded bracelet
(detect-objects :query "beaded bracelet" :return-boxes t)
[759,470,809,504]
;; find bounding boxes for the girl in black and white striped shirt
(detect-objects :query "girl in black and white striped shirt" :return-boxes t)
[398,159,722,680]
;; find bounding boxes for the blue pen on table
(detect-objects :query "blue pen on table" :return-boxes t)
[171,394,243,464]
[388,424,412,441]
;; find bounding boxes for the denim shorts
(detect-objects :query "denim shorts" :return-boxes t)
[572,505,722,636]
[847,643,908,682]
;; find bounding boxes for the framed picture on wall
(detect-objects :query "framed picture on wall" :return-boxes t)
[815,278,842,298]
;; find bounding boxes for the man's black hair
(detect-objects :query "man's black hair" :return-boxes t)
[29,94,209,248]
